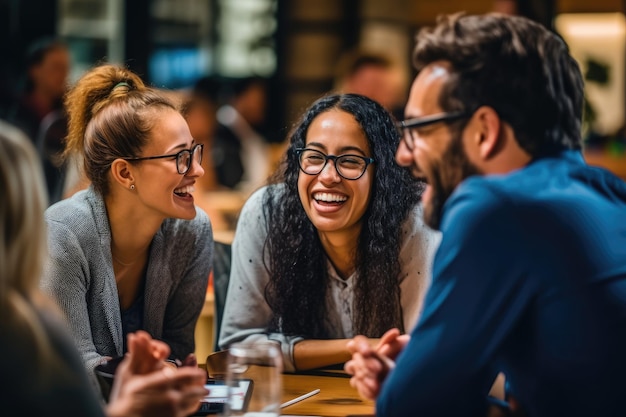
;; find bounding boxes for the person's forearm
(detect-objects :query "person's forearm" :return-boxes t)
[293,338,379,371]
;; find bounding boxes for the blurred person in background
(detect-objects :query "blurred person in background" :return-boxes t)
[7,37,71,204]
[181,76,236,232]
[334,49,406,120]
[183,75,221,192]
[212,76,270,192]
[0,119,209,417]
[7,37,69,142]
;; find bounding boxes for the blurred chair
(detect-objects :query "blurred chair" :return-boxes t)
[212,241,232,352]
[205,349,230,379]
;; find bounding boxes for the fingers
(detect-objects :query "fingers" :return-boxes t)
[165,366,207,387]
[346,335,371,354]
[378,332,410,360]
[345,343,389,402]
[172,367,209,416]
[181,353,198,368]
[349,372,381,400]
[113,367,208,417]
[376,328,401,350]
[128,366,207,407]
[128,331,170,360]
[126,331,172,375]
[346,354,384,401]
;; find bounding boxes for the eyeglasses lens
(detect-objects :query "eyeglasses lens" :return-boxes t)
[336,156,366,179]
[299,149,367,180]
[176,145,203,174]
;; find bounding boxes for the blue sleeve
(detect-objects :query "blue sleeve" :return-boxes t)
[376,182,537,417]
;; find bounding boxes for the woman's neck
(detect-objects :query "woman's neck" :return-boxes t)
[318,228,360,280]
[105,193,162,266]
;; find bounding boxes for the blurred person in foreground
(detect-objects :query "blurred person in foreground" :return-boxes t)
[219,93,440,372]
[345,13,626,417]
[40,64,213,377]
[0,120,207,417]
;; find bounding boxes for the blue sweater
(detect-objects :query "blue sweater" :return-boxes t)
[377,151,626,417]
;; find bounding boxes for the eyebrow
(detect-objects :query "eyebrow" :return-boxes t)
[165,140,196,153]
[306,142,367,155]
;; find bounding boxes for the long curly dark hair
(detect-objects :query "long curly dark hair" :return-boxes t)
[263,93,423,338]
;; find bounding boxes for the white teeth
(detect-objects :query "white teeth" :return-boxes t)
[174,185,195,195]
[313,192,347,203]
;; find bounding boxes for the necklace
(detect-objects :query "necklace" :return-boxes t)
[112,253,137,267]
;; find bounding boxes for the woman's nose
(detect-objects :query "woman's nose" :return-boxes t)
[318,159,341,182]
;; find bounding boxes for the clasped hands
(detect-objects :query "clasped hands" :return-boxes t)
[345,329,521,417]
[107,330,208,417]
[344,328,409,401]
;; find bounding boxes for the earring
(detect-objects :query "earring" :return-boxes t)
[130,184,135,190]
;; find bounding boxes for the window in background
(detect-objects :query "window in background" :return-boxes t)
[148,0,213,89]
[556,13,626,138]
[58,0,124,81]
[216,0,277,77]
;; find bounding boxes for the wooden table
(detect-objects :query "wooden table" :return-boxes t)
[204,351,374,416]
[281,371,374,416]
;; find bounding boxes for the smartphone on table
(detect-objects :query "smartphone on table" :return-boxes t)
[191,378,254,415]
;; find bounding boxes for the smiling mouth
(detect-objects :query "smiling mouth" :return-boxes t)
[313,192,347,204]
[174,185,195,197]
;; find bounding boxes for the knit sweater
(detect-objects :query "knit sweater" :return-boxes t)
[41,187,213,374]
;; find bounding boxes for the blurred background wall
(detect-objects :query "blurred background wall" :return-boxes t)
[1,0,625,148]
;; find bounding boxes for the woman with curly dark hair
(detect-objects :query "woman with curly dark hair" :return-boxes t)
[219,93,440,371]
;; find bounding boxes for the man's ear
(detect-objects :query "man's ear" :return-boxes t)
[110,159,135,190]
[472,106,501,160]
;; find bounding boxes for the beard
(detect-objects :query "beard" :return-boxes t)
[422,133,481,230]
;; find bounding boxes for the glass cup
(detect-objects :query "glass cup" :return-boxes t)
[221,341,283,417]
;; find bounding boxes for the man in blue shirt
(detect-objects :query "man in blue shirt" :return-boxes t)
[345,12,626,417]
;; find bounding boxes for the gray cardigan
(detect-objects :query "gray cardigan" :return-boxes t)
[41,187,213,374]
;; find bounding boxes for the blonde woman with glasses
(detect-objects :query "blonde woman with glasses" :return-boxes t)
[40,64,213,378]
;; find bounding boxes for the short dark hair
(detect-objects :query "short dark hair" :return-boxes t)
[413,13,584,155]
[335,50,394,87]
[24,37,68,93]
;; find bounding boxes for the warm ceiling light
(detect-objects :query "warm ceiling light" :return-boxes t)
[555,13,626,38]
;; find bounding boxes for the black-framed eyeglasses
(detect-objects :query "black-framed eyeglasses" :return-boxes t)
[396,111,469,150]
[296,148,375,180]
[122,143,203,175]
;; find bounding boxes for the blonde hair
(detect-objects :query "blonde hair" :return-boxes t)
[0,120,58,372]
[63,64,179,195]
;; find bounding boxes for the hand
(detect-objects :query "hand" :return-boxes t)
[181,353,198,368]
[125,330,170,375]
[344,328,410,401]
[107,366,208,417]
[107,331,208,417]
[374,328,410,360]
